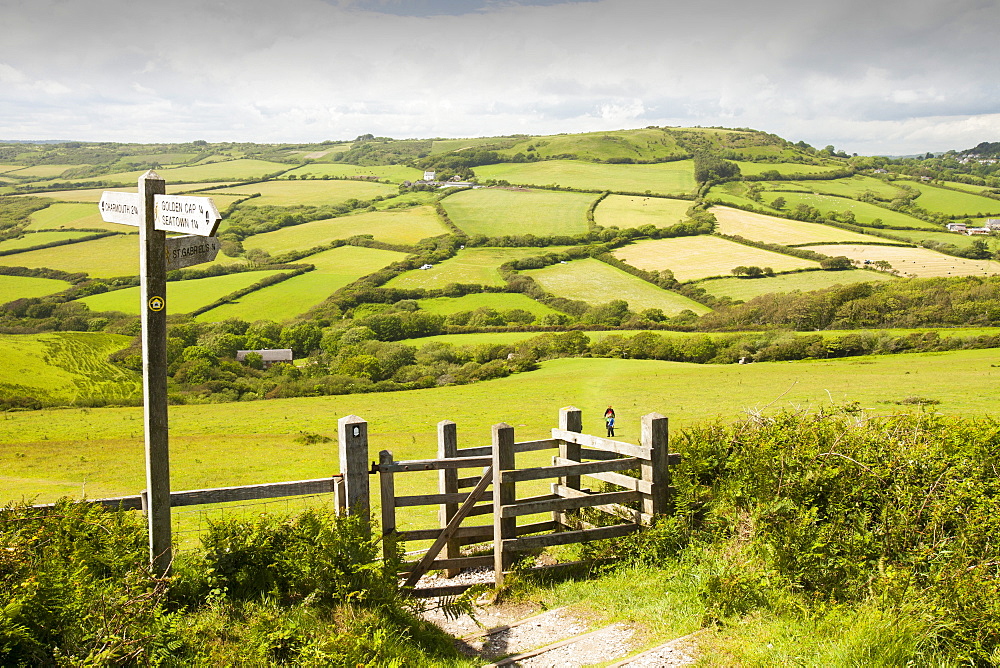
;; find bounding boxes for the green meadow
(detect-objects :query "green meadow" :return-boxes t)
[26,202,128,233]
[474,160,698,195]
[17,182,242,204]
[4,164,78,178]
[888,228,1000,249]
[711,205,876,245]
[905,181,1000,216]
[524,258,711,314]
[243,206,446,253]
[0,274,72,303]
[0,230,95,251]
[217,179,398,207]
[283,163,422,182]
[4,349,1000,506]
[0,234,139,278]
[77,270,285,315]
[416,292,559,317]
[497,128,686,162]
[613,236,820,281]
[387,246,571,289]
[196,246,408,322]
[593,194,692,229]
[797,175,908,200]
[0,332,139,410]
[770,191,943,229]
[441,188,594,237]
[698,268,897,300]
[733,162,840,176]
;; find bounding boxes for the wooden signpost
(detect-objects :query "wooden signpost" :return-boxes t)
[99,172,221,575]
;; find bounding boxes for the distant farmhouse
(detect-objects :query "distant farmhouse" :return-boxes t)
[236,349,293,368]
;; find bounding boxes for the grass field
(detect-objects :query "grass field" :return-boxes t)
[26,202,132,233]
[711,205,878,245]
[243,206,446,253]
[885,228,999,250]
[613,236,820,281]
[905,181,1000,216]
[474,160,697,196]
[77,270,284,315]
[416,292,560,317]
[0,274,72,303]
[215,179,397,207]
[196,246,408,322]
[593,195,692,229]
[4,349,1000,506]
[797,175,908,200]
[734,162,841,176]
[387,247,570,289]
[0,234,140,278]
[283,164,422,182]
[698,268,897,300]
[18,182,245,204]
[0,231,95,252]
[944,181,999,195]
[4,164,78,178]
[0,332,138,411]
[496,128,686,162]
[771,191,942,230]
[442,188,594,237]
[524,258,711,314]
[797,244,1000,277]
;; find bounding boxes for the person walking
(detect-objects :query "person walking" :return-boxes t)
[605,405,616,437]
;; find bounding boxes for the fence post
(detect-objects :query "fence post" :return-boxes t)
[492,422,515,587]
[378,450,396,564]
[338,415,370,535]
[438,420,460,577]
[556,406,583,528]
[640,412,669,520]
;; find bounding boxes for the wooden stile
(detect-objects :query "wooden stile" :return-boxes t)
[492,423,516,587]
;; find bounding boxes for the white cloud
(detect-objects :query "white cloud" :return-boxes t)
[0,0,997,153]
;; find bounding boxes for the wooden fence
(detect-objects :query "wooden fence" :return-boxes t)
[373,406,678,594]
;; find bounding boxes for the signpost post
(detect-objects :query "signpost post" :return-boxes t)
[99,172,221,576]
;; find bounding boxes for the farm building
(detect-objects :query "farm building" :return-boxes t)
[986,219,1000,231]
[947,223,967,233]
[236,349,293,368]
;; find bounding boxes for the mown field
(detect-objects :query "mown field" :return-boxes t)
[0,274,72,302]
[613,236,819,281]
[441,188,594,237]
[416,292,560,317]
[0,332,139,410]
[886,228,999,249]
[26,202,129,233]
[387,246,571,289]
[797,243,1000,277]
[283,163,422,182]
[733,162,841,176]
[524,257,711,314]
[711,205,877,245]
[796,175,908,200]
[242,206,447,253]
[0,230,95,251]
[593,195,692,229]
[214,179,398,207]
[196,246,408,322]
[3,349,1000,507]
[0,234,139,278]
[70,159,290,186]
[77,270,285,315]
[905,180,1000,216]
[698,268,897,300]
[473,160,698,195]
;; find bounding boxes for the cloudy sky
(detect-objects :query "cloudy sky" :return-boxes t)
[2,0,998,155]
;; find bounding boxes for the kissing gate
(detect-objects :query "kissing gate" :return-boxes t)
[341,407,679,596]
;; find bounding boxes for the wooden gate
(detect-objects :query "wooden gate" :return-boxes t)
[375,407,678,595]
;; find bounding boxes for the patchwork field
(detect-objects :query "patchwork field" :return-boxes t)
[3,164,78,178]
[797,244,1000,277]
[416,292,560,317]
[593,195,692,229]
[770,191,943,229]
[0,274,72,303]
[796,175,908,200]
[243,206,446,253]
[523,257,711,314]
[387,247,571,289]
[196,246,408,322]
[4,349,1000,504]
[473,160,698,196]
[885,229,998,250]
[734,162,841,177]
[0,234,139,278]
[496,128,686,162]
[441,188,594,237]
[216,179,398,207]
[698,268,896,301]
[77,270,285,315]
[0,230,96,252]
[0,332,139,410]
[26,202,130,232]
[17,182,242,204]
[905,181,1000,216]
[711,206,878,245]
[613,236,820,281]
[283,164,422,182]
